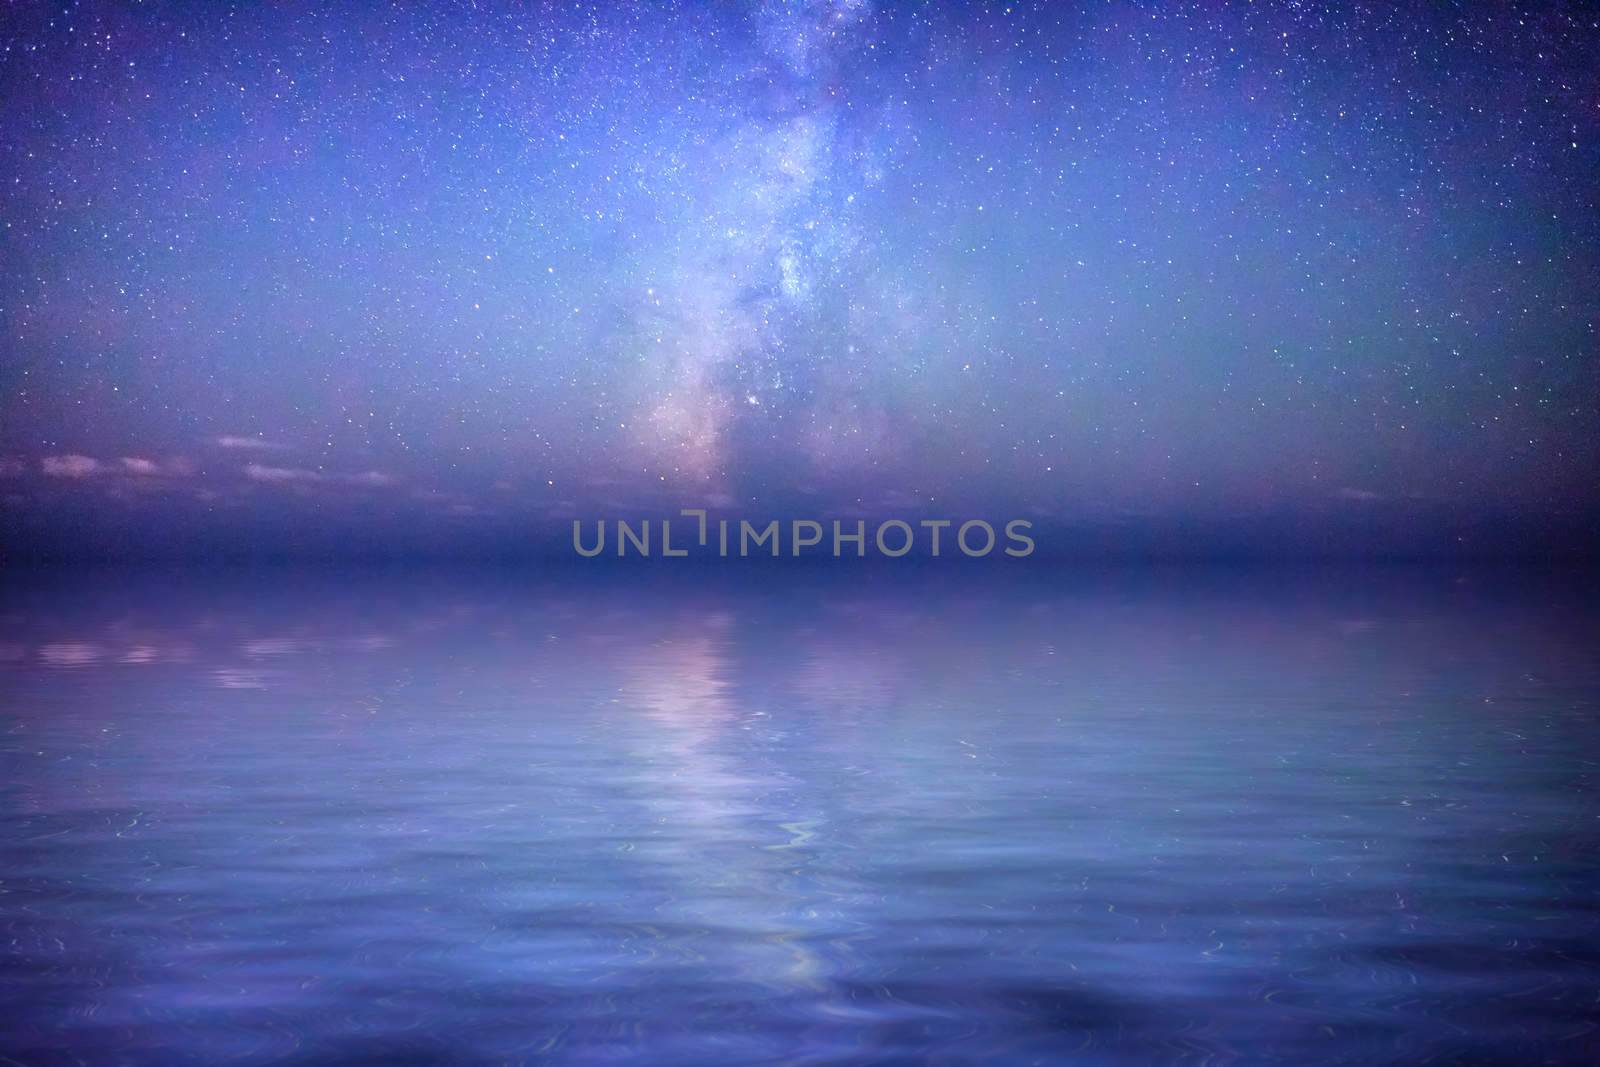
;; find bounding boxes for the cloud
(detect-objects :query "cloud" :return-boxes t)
[1336,487,1383,502]
[116,455,196,478]
[120,457,162,476]
[245,463,321,484]
[217,435,290,452]
[244,464,398,488]
[42,454,102,478]
[0,457,25,478]
[119,457,162,476]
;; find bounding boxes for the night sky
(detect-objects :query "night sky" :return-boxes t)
[2,1,1596,558]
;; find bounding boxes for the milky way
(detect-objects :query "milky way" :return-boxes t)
[1,2,1596,556]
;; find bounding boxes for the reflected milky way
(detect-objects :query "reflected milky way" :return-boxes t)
[2,568,1598,1063]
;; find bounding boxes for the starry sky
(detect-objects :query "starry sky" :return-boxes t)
[2,1,1596,558]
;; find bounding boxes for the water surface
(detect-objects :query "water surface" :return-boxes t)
[2,566,1597,1064]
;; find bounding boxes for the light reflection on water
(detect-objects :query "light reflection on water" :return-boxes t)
[1,566,1597,1065]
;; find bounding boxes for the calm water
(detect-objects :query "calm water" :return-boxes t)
[2,566,1597,1065]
